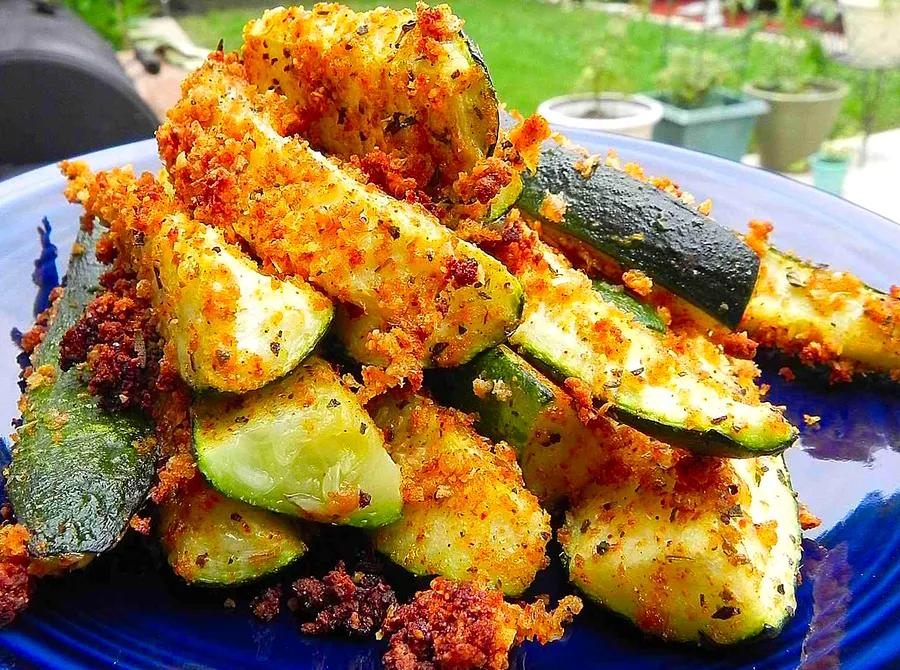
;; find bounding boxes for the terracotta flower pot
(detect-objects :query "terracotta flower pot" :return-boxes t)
[745,79,848,172]
[537,93,664,139]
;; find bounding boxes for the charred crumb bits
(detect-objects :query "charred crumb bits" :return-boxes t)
[381,578,582,670]
[447,256,480,287]
[292,561,396,637]
[0,525,34,627]
[381,578,515,670]
[251,585,283,622]
[59,268,173,413]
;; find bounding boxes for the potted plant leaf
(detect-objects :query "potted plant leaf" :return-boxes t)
[537,21,663,139]
[647,47,769,161]
[745,0,847,171]
[810,141,854,195]
[838,0,900,68]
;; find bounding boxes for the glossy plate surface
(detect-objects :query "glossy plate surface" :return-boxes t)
[0,135,897,670]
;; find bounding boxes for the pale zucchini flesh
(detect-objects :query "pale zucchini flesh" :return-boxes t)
[194,357,402,528]
[508,238,797,457]
[150,214,333,392]
[369,393,551,596]
[158,477,308,586]
[561,455,801,644]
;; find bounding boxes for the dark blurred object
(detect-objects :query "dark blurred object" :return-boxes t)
[0,0,158,176]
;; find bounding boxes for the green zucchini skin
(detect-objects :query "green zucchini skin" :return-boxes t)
[7,228,156,558]
[592,279,666,333]
[429,344,554,451]
[505,240,796,458]
[158,477,308,586]
[193,357,402,528]
[518,143,759,329]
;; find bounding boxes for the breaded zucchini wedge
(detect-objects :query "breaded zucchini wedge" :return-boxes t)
[242,2,498,195]
[431,344,669,508]
[494,220,796,457]
[158,54,522,368]
[193,356,402,528]
[8,226,155,560]
[159,476,309,586]
[61,163,332,393]
[433,346,801,643]
[561,455,801,644]
[741,242,900,381]
[369,392,550,596]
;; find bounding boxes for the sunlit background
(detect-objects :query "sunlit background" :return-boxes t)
[1,0,898,219]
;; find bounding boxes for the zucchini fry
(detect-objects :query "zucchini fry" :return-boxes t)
[159,475,309,586]
[561,455,801,645]
[369,392,550,596]
[532,141,900,381]
[8,226,155,560]
[433,344,801,644]
[158,54,522,370]
[242,2,498,196]
[517,142,760,329]
[741,237,900,381]
[431,344,669,508]
[61,163,332,393]
[193,356,403,528]
[494,218,796,457]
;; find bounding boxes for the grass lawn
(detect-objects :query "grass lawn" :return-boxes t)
[180,0,900,139]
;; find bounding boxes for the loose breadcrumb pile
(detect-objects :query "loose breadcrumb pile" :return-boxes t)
[380,578,581,670]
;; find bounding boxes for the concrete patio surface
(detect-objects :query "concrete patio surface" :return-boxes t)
[743,129,900,225]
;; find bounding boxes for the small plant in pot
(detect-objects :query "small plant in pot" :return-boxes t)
[537,24,663,139]
[810,141,854,195]
[648,47,769,161]
[745,0,848,171]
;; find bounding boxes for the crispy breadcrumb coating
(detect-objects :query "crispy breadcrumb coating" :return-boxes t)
[159,53,521,371]
[0,525,33,627]
[242,2,497,197]
[59,266,174,413]
[292,562,397,636]
[250,585,283,622]
[370,393,551,596]
[380,578,581,670]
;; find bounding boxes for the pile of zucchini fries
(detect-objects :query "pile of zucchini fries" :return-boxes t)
[7,1,899,655]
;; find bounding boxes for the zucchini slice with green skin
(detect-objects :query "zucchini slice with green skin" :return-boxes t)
[506,236,797,457]
[561,455,801,644]
[429,345,555,454]
[430,344,659,508]
[741,245,900,380]
[194,357,402,528]
[159,57,522,368]
[159,477,308,586]
[517,143,759,328]
[61,163,333,394]
[7,227,156,558]
[242,3,498,196]
[592,279,666,333]
[369,392,551,597]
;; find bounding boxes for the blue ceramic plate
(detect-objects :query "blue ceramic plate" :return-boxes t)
[0,135,897,670]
